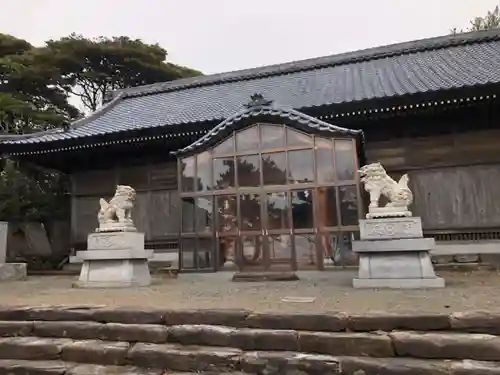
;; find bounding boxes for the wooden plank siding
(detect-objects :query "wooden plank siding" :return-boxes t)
[70,161,180,245]
[70,126,500,241]
[365,129,500,231]
[410,165,500,230]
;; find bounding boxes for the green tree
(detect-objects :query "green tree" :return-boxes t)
[0,35,79,230]
[0,34,80,134]
[451,5,500,34]
[45,34,202,112]
[0,159,69,222]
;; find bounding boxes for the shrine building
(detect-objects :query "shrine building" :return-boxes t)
[1,29,500,272]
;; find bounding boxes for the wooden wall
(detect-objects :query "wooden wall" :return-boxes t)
[410,165,500,230]
[365,129,500,231]
[70,161,179,245]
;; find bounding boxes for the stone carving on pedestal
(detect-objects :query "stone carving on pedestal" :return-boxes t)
[97,185,137,232]
[352,162,444,289]
[358,162,413,219]
[74,185,152,289]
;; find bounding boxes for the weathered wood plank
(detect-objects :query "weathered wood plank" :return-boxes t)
[133,192,150,238]
[71,197,102,242]
[117,165,149,191]
[149,162,178,190]
[410,165,500,230]
[72,170,117,196]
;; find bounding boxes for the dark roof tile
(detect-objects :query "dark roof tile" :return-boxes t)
[3,30,500,146]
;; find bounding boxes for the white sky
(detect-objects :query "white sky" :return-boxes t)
[0,0,498,82]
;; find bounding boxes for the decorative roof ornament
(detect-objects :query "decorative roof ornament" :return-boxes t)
[244,93,273,108]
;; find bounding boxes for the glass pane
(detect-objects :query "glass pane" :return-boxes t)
[213,157,235,190]
[315,138,335,184]
[317,187,338,227]
[181,239,196,269]
[262,152,287,185]
[196,151,211,191]
[287,128,312,147]
[236,126,259,152]
[240,193,261,230]
[181,198,195,233]
[261,125,285,149]
[180,157,195,192]
[335,139,356,180]
[237,155,260,187]
[291,190,313,229]
[195,197,213,233]
[295,234,317,266]
[266,192,289,230]
[268,234,292,261]
[198,238,214,269]
[339,185,359,226]
[288,149,314,184]
[213,137,234,156]
[216,195,237,232]
[240,235,264,268]
[321,232,358,267]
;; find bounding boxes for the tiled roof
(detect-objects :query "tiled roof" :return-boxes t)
[172,94,362,156]
[3,29,500,146]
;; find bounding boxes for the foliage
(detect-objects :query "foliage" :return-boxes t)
[451,5,500,34]
[45,34,202,112]
[0,32,201,224]
[0,34,80,134]
[0,159,69,221]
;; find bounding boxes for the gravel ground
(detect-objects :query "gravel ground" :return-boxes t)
[0,270,499,313]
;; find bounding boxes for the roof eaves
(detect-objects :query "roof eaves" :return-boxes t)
[0,93,126,145]
[116,29,500,99]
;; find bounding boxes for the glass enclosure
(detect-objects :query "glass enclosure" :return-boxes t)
[178,123,362,272]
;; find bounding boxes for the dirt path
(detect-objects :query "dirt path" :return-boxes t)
[0,270,498,313]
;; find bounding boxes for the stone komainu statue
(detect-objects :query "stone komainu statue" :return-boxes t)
[97,185,136,229]
[358,162,413,218]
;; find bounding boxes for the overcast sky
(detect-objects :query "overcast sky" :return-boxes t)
[1,0,498,74]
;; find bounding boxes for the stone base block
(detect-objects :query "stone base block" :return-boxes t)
[96,222,137,233]
[358,251,441,278]
[366,206,411,219]
[87,231,144,251]
[74,259,151,289]
[77,249,154,261]
[353,277,445,289]
[0,263,27,281]
[353,238,435,253]
[360,217,423,240]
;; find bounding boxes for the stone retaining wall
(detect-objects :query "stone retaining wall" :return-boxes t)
[0,306,498,334]
[1,307,500,374]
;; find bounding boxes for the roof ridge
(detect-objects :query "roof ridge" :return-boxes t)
[117,29,500,99]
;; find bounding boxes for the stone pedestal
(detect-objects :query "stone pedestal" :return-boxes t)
[74,231,152,288]
[352,217,445,289]
[0,263,27,281]
[0,222,27,281]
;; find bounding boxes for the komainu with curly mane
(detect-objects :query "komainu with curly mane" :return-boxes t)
[97,185,136,229]
[358,162,413,218]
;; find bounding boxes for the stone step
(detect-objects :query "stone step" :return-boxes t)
[0,358,499,375]
[0,306,458,332]
[0,329,393,358]
[0,336,339,373]
[0,359,245,374]
[6,321,500,361]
